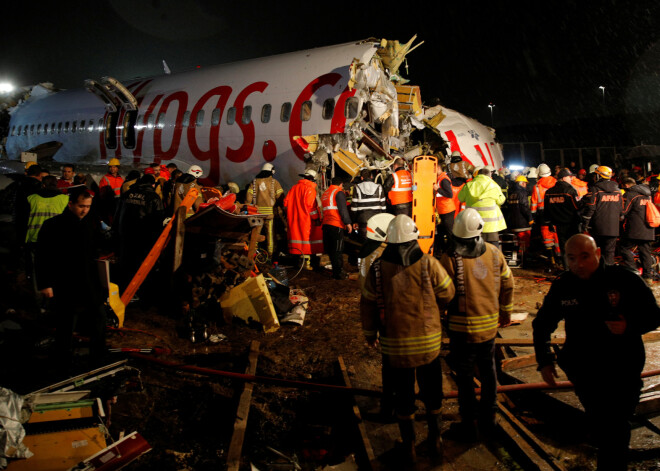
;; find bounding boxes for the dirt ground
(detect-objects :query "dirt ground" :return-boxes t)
[2,252,660,470]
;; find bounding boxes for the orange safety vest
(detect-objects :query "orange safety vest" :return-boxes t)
[531,176,556,213]
[388,169,413,205]
[435,172,456,215]
[570,177,588,199]
[99,173,124,197]
[451,183,465,218]
[321,185,345,229]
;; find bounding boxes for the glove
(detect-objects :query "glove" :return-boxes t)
[163,217,172,227]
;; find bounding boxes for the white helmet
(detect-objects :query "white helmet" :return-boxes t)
[188,165,203,178]
[386,214,418,243]
[366,213,395,242]
[301,168,317,178]
[484,164,495,172]
[453,208,484,238]
[527,168,538,179]
[537,163,551,177]
[589,164,599,173]
[262,163,274,172]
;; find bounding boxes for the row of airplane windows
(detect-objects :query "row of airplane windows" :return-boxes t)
[9,97,360,137]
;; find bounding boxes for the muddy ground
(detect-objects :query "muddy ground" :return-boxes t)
[2,253,660,470]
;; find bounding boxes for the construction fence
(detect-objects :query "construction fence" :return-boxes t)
[501,142,619,171]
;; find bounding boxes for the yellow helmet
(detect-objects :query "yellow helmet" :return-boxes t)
[595,165,612,179]
[108,158,121,166]
[515,175,528,183]
[24,161,37,170]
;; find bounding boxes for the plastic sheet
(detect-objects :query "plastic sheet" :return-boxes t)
[0,387,32,468]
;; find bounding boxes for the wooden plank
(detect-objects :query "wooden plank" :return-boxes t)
[338,356,376,470]
[227,340,260,471]
[501,354,538,371]
[172,205,186,273]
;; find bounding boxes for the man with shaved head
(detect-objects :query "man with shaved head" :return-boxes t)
[533,234,660,470]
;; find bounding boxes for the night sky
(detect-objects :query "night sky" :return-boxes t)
[3,0,660,136]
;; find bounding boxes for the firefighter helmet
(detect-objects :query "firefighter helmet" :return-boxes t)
[537,163,551,178]
[515,175,528,183]
[226,182,240,194]
[453,208,484,238]
[24,161,37,170]
[366,213,395,242]
[187,165,203,178]
[595,165,612,179]
[262,163,274,173]
[300,168,317,178]
[589,164,599,173]
[386,214,419,243]
[108,158,120,166]
[527,167,538,179]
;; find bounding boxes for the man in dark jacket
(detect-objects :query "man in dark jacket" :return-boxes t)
[506,175,533,264]
[581,166,622,265]
[36,186,106,370]
[115,174,164,291]
[620,177,656,284]
[533,234,660,470]
[544,168,583,262]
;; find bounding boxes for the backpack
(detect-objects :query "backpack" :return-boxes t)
[645,198,660,228]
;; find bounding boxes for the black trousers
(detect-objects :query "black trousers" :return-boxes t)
[54,300,107,368]
[322,225,345,278]
[390,202,413,217]
[434,211,455,255]
[389,355,444,418]
[593,235,618,265]
[449,338,497,423]
[620,238,654,278]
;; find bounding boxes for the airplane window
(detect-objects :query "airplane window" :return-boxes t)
[227,107,236,125]
[261,104,271,123]
[182,111,190,127]
[157,113,166,129]
[301,101,312,121]
[23,126,28,136]
[10,126,15,136]
[80,120,85,131]
[280,102,292,122]
[88,121,94,132]
[64,122,70,133]
[211,108,221,126]
[345,97,359,119]
[30,124,35,135]
[195,110,205,127]
[44,124,49,134]
[147,115,155,129]
[57,122,63,133]
[15,126,20,136]
[37,124,41,135]
[242,105,252,124]
[322,98,335,120]
[98,118,104,131]
[51,123,56,134]
[72,121,77,133]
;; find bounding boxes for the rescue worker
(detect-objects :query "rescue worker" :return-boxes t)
[245,163,285,258]
[433,162,456,254]
[321,177,352,279]
[526,167,538,191]
[458,168,507,248]
[505,175,533,263]
[440,209,513,441]
[620,177,655,284]
[361,215,455,463]
[283,169,324,270]
[121,170,141,195]
[26,176,69,245]
[533,234,660,471]
[531,163,560,267]
[543,168,584,263]
[571,170,588,199]
[57,164,75,192]
[581,165,622,265]
[36,186,107,371]
[383,157,413,216]
[350,168,386,241]
[171,165,204,217]
[449,151,472,218]
[98,158,124,225]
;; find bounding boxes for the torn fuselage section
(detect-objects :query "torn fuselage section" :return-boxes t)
[298,37,430,182]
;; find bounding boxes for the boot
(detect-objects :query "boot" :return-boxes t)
[426,412,443,458]
[397,419,417,464]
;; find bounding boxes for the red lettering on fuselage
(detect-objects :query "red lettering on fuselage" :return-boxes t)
[226,81,268,163]
[331,85,356,134]
[154,91,189,161]
[289,73,342,160]
[187,86,232,184]
[134,94,164,163]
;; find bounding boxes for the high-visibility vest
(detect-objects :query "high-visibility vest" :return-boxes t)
[451,183,466,218]
[435,172,456,215]
[99,173,124,197]
[388,169,413,205]
[25,193,69,243]
[570,177,588,199]
[322,185,345,229]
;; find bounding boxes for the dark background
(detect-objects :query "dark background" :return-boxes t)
[3,0,660,152]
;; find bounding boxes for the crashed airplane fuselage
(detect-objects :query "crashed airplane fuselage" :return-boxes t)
[5,39,412,188]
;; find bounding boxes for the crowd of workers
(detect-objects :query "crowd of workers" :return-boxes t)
[5,151,660,470]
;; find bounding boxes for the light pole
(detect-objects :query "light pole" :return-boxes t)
[599,86,605,105]
[488,103,495,127]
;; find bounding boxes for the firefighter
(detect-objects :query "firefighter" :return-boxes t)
[171,165,204,217]
[321,177,352,280]
[360,215,455,463]
[283,169,324,270]
[531,163,560,267]
[458,168,507,249]
[383,157,413,216]
[433,162,456,254]
[544,168,584,264]
[440,209,513,441]
[533,234,660,471]
[246,163,285,258]
[98,158,124,225]
[581,165,622,265]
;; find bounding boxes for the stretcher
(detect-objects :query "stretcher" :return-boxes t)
[412,155,437,254]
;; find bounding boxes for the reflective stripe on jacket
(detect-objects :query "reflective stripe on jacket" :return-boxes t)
[283,179,324,254]
[458,175,507,233]
[99,174,124,197]
[322,185,345,229]
[435,172,456,215]
[388,169,413,205]
[26,193,69,243]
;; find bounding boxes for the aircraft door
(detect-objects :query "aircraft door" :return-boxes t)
[122,110,137,149]
[105,112,119,149]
